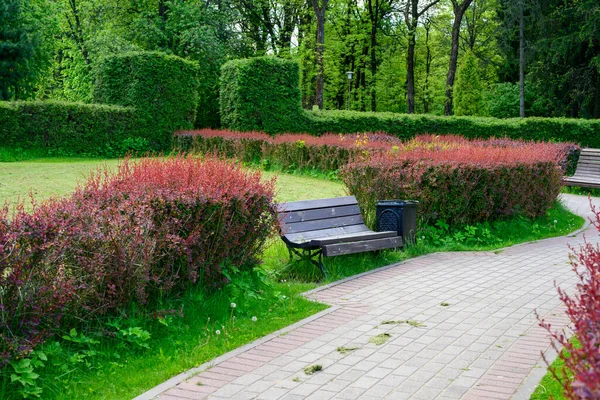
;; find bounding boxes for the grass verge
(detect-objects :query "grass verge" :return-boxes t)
[530,355,567,400]
[1,279,326,400]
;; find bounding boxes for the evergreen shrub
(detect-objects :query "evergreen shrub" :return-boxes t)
[0,155,276,365]
[305,110,600,148]
[0,52,200,156]
[220,57,306,134]
[94,51,200,150]
[0,101,140,156]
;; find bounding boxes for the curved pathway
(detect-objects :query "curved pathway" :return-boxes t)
[136,194,598,400]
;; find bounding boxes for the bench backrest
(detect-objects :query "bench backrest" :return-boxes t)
[277,196,365,235]
[574,149,600,178]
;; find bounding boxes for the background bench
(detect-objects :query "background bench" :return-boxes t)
[277,196,402,275]
[563,148,600,189]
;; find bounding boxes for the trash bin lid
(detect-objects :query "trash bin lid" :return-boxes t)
[376,199,419,206]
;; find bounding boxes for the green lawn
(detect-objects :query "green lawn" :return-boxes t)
[0,158,345,208]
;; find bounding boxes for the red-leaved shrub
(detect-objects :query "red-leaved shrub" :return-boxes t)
[0,155,276,365]
[539,203,600,399]
[340,138,572,226]
[174,129,402,171]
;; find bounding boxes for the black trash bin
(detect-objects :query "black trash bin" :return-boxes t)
[376,200,419,245]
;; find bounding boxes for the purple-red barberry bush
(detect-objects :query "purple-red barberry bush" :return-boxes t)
[540,202,600,399]
[0,155,277,365]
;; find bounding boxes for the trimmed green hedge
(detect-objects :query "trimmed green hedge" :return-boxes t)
[306,110,600,147]
[94,51,200,150]
[0,101,140,156]
[220,57,305,134]
[0,51,200,157]
[219,57,600,147]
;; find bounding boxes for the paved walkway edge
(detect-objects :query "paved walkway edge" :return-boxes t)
[133,305,341,400]
[512,346,559,400]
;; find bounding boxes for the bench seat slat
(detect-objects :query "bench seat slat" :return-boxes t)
[323,237,402,257]
[280,205,361,224]
[283,224,373,245]
[310,230,398,246]
[278,196,358,212]
[575,164,600,170]
[569,172,600,178]
[564,182,600,189]
[282,214,365,234]
[564,177,600,184]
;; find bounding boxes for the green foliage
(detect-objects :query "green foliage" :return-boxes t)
[454,51,484,116]
[220,57,305,133]
[1,52,200,156]
[0,0,54,100]
[8,350,46,399]
[219,58,600,146]
[93,51,200,150]
[306,110,600,147]
[0,100,143,156]
[485,82,520,118]
[525,0,600,118]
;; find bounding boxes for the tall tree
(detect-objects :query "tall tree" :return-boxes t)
[454,50,483,115]
[0,0,52,100]
[312,0,329,109]
[404,0,440,114]
[518,0,524,117]
[526,0,600,117]
[444,0,473,115]
[64,0,90,66]
[366,0,393,111]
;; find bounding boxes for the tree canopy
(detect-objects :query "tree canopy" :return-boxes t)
[0,0,598,120]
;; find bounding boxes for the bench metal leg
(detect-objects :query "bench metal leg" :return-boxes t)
[287,246,326,277]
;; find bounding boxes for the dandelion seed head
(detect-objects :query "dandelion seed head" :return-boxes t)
[252,316,258,322]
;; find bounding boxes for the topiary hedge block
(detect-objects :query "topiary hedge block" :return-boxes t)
[0,100,138,156]
[94,51,200,150]
[220,57,307,134]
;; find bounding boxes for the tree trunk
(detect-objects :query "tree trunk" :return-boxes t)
[519,0,525,117]
[406,27,416,114]
[370,21,377,111]
[67,0,91,66]
[360,45,368,111]
[594,70,600,118]
[368,0,379,112]
[312,0,328,110]
[405,0,439,114]
[423,22,432,113]
[444,0,473,116]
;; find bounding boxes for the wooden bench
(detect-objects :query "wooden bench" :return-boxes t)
[277,196,402,275]
[563,148,600,189]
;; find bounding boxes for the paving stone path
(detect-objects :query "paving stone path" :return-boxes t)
[137,194,598,400]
